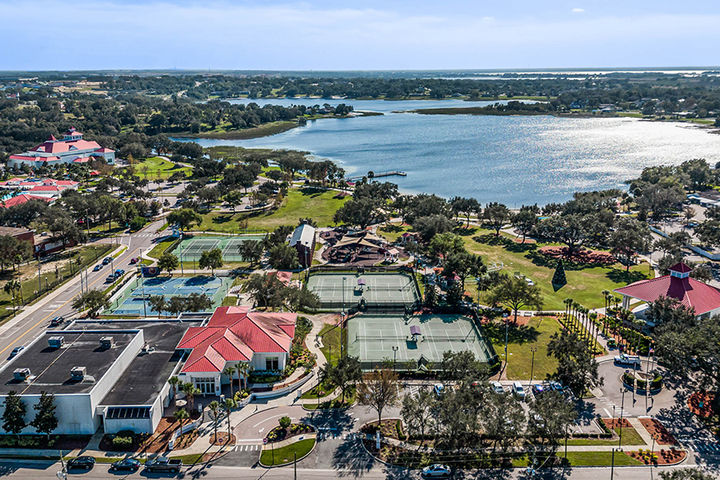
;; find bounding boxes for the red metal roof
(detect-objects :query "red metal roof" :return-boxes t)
[177,306,296,373]
[0,194,53,209]
[615,272,720,315]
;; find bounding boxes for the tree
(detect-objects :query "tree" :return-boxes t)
[511,206,539,243]
[223,365,237,400]
[168,376,181,399]
[2,392,26,439]
[358,368,399,427]
[450,196,480,227]
[158,252,179,275]
[268,243,299,270]
[278,415,291,430]
[167,208,202,232]
[659,468,716,480]
[238,240,264,267]
[609,218,652,271]
[428,232,465,262]
[199,248,223,275]
[440,351,488,383]
[537,214,588,258]
[527,390,577,452]
[208,400,221,442]
[328,356,362,403]
[71,289,109,317]
[489,274,543,323]
[29,392,57,440]
[547,332,601,397]
[181,382,201,412]
[443,251,484,290]
[174,407,189,429]
[401,389,435,447]
[483,202,510,236]
[695,220,720,248]
[413,214,455,242]
[237,362,251,391]
[333,197,380,229]
[223,398,237,439]
[424,283,438,308]
[551,259,567,291]
[483,389,525,452]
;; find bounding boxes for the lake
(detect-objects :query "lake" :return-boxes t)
[190,98,720,206]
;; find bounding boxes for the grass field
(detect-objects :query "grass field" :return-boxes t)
[485,316,561,380]
[260,438,315,466]
[462,228,650,310]
[318,323,344,367]
[146,238,179,259]
[563,451,642,466]
[136,156,192,180]
[567,426,645,446]
[197,187,349,232]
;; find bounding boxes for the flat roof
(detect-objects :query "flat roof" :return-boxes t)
[0,331,138,395]
[75,321,195,406]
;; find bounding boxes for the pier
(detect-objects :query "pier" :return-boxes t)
[345,170,407,182]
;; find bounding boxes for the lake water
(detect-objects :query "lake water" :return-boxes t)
[190,98,720,206]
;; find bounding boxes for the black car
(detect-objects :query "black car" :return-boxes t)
[109,458,140,472]
[67,456,95,470]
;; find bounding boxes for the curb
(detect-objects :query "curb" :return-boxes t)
[257,437,317,468]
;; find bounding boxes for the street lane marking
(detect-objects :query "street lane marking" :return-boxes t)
[0,244,143,358]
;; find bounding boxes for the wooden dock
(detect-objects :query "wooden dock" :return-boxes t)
[346,170,407,182]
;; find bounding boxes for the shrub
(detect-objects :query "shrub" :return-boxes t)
[396,420,407,441]
[112,436,133,449]
[279,416,291,429]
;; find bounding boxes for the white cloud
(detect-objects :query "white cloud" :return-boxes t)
[572,8,585,13]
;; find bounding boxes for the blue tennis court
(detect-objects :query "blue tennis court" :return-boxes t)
[108,276,230,315]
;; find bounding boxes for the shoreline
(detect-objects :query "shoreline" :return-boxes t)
[176,111,382,140]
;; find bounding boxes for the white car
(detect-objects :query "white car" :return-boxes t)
[422,464,452,478]
[512,381,526,400]
[614,353,641,367]
[490,381,505,394]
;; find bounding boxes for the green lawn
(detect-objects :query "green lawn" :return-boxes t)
[135,156,192,180]
[146,238,179,260]
[567,426,645,446]
[485,316,561,380]
[563,451,642,466]
[463,228,651,310]
[197,187,349,233]
[260,438,315,466]
[318,323,344,367]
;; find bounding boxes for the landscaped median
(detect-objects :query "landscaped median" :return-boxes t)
[260,419,317,467]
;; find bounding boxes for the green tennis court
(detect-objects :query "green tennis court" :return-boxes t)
[347,313,495,369]
[175,235,266,262]
[306,271,421,309]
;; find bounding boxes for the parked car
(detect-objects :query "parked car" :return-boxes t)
[8,346,24,359]
[129,257,138,264]
[67,456,95,470]
[145,456,182,473]
[114,269,125,277]
[512,381,526,401]
[105,275,116,283]
[422,463,452,478]
[102,256,113,265]
[433,383,445,396]
[490,381,505,394]
[531,384,546,397]
[50,316,64,327]
[549,381,564,393]
[93,264,103,272]
[525,277,535,286]
[110,458,140,472]
[614,353,641,367]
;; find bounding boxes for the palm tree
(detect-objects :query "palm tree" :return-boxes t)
[174,408,189,430]
[236,362,250,391]
[4,281,16,314]
[168,376,180,400]
[181,382,200,412]
[208,401,221,442]
[223,398,237,440]
[223,365,237,399]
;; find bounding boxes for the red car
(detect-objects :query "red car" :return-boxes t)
[130,257,139,264]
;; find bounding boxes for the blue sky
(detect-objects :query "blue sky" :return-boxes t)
[1,0,718,71]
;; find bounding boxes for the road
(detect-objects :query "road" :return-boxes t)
[0,218,167,368]
[0,460,710,480]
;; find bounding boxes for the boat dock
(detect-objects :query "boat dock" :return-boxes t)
[345,170,407,181]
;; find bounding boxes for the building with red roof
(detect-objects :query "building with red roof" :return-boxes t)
[175,306,296,395]
[0,194,54,209]
[6,127,115,170]
[615,263,720,323]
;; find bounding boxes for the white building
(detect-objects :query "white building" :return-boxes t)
[7,128,115,170]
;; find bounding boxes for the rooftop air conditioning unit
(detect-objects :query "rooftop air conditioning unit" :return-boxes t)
[13,368,30,381]
[48,336,64,349]
[99,336,114,349]
[70,366,86,381]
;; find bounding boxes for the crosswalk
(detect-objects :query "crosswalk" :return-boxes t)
[234,444,260,452]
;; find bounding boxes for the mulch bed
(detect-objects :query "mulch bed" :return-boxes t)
[628,448,686,465]
[603,418,632,429]
[360,419,402,439]
[688,391,716,418]
[209,432,236,446]
[639,418,678,445]
[512,237,536,244]
[265,423,315,444]
[538,246,616,265]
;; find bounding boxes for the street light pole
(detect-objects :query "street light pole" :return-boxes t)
[618,387,626,448]
[392,345,398,372]
[610,448,615,479]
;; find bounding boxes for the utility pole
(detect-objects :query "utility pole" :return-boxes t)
[618,387,626,448]
[392,345,398,372]
[610,448,615,479]
[294,452,297,480]
[37,260,41,294]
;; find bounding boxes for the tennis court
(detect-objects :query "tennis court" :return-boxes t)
[306,271,420,309]
[108,275,231,315]
[347,313,496,369]
[175,235,266,262]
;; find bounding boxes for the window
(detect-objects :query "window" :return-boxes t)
[265,357,279,371]
[193,377,216,394]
